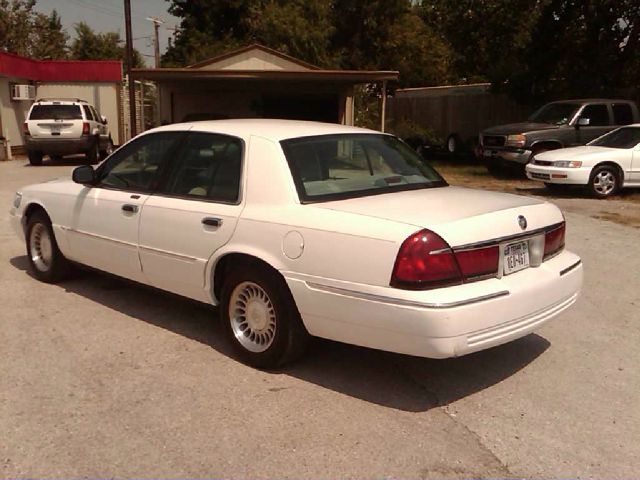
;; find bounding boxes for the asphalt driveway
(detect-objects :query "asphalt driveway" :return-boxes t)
[1,158,638,477]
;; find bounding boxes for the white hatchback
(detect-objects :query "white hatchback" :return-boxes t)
[10,120,583,368]
[526,124,640,197]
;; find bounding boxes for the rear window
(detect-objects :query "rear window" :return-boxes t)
[29,105,82,120]
[281,134,446,202]
[589,127,640,149]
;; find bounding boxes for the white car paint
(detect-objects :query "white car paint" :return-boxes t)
[526,124,640,188]
[10,119,583,359]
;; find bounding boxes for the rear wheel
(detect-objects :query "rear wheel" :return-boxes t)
[86,138,100,163]
[26,211,70,283]
[99,137,114,160]
[220,263,309,368]
[27,151,43,166]
[446,134,461,155]
[589,165,619,198]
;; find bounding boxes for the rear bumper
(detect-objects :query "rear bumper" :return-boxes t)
[481,146,532,165]
[25,136,93,155]
[286,250,583,359]
[526,164,591,185]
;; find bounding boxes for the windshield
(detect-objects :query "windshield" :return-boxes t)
[529,103,581,126]
[281,134,447,202]
[29,105,82,120]
[589,127,640,149]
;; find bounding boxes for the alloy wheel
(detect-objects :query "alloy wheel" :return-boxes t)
[229,281,277,353]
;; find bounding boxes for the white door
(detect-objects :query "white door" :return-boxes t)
[139,132,245,302]
[66,131,185,281]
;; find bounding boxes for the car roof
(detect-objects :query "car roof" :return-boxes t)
[149,119,382,142]
[550,99,635,104]
[33,98,88,105]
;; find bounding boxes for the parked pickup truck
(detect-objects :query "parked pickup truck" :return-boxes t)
[479,99,640,173]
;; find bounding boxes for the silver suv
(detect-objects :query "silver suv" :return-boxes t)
[24,98,114,166]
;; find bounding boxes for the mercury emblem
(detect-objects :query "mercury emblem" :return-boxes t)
[518,215,527,230]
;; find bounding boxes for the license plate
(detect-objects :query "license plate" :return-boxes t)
[484,149,497,157]
[50,125,61,134]
[503,241,530,275]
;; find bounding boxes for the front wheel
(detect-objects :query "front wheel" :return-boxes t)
[220,263,309,368]
[86,138,100,163]
[589,166,619,198]
[27,151,43,166]
[26,211,70,283]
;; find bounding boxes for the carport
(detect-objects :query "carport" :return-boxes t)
[131,44,398,129]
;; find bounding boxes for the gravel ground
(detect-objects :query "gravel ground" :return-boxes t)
[1,158,639,478]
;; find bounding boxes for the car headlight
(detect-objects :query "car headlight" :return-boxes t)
[505,134,526,148]
[13,192,22,209]
[553,161,582,168]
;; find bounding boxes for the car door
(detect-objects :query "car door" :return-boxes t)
[576,104,613,144]
[138,131,245,302]
[66,131,184,282]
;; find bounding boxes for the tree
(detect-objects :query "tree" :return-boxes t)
[70,21,144,70]
[0,0,67,59]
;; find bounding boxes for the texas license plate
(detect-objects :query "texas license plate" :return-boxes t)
[503,241,530,275]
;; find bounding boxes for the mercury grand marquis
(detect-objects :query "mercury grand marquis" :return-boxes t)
[10,120,583,368]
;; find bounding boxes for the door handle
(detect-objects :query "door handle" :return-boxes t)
[122,204,138,213]
[202,217,222,227]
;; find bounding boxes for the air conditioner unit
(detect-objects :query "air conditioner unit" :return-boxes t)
[11,84,36,101]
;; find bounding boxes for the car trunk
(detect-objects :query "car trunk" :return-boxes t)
[313,186,564,248]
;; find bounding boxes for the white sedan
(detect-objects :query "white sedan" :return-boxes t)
[526,124,640,197]
[10,120,583,368]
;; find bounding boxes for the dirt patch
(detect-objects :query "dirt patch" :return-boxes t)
[431,161,640,229]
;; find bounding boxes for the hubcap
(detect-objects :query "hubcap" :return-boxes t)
[448,137,456,153]
[29,223,53,272]
[106,141,113,155]
[594,171,616,195]
[229,281,277,353]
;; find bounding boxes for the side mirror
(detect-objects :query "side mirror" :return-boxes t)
[72,165,96,185]
[577,117,590,127]
[101,115,108,125]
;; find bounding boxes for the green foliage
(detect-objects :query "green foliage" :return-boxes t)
[70,21,144,70]
[0,0,67,59]
[388,119,443,146]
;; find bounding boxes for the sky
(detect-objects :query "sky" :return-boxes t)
[33,0,180,67]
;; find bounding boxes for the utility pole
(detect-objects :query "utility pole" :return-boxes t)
[146,17,164,68]
[124,0,136,137]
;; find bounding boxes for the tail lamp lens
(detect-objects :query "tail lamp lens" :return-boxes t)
[391,229,462,288]
[82,122,90,135]
[23,122,30,135]
[455,245,500,279]
[544,222,565,258]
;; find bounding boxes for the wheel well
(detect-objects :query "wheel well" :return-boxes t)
[530,141,562,152]
[23,203,48,223]
[591,161,624,183]
[212,253,281,303]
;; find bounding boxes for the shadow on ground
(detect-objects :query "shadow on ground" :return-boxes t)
[10,255,549,412]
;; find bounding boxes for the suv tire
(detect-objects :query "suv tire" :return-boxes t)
[27,151,43,166]
[86,138,100,163]
[99,137,114,160]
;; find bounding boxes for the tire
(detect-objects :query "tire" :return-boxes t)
[220,263,310,368]
[99,137,114,160]
[86,138,100,163]
[446,134,461,155]
[589,165,619,198]
[26,211,70,283]
[27,151,43,166]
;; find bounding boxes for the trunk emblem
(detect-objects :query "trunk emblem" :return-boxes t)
[518,215,528,230]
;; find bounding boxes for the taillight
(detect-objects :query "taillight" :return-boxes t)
[544,222,565,259]
[391,229,462,289]
[455,245,500,279]
[23,122,30,136]
[82,122,90,135]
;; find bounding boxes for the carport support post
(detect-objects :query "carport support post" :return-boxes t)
[380,80,387,132]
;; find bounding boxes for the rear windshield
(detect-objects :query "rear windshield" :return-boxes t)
[29,105,82,120]
[589,127,640,149]
[529,103,581,126]
[281,134,447,202]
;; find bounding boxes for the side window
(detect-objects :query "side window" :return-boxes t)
[82,105,93,121]
[581,104,610,126]
[612,104,633,125]
[97,132,183,191]
[161,132,243,203]
[90,106,100,123]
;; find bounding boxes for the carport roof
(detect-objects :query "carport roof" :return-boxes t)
[131,68,398,83]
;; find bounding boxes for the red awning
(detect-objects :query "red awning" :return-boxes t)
[0,52,122,82]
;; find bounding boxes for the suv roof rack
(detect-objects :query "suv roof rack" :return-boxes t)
[34,98,88,103]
